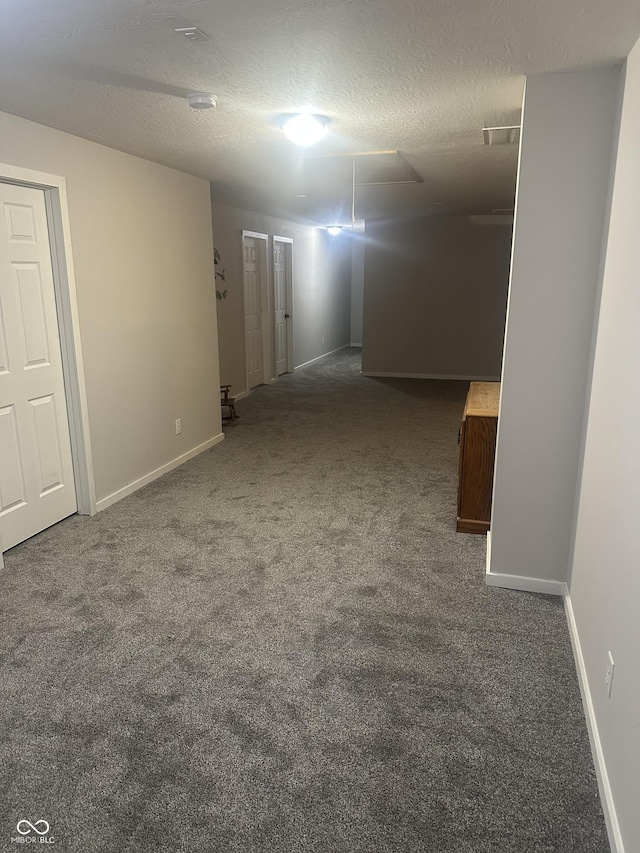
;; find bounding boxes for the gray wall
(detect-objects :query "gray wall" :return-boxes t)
[211,199,352,394]
[489,68,621,585]
[569,40,640,851]
[0,111,221,508]
[361,215,512,378]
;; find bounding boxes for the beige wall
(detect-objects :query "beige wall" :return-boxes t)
[361,215,512,378]
[211,197,352,394]
[0,111,221,506]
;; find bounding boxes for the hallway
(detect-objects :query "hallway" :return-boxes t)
[0,349,606,852]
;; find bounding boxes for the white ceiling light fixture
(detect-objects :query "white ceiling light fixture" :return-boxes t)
[280,114,329,147]
[187,92,217,110]
[327,226,342,236]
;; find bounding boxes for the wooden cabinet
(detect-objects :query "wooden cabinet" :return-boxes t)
[457,382,500,534]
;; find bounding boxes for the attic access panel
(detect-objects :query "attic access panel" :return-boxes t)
[482,125,521,146]
[306,150,424,186]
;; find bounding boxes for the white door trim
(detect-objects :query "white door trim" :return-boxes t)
[0,163,97,565]
[241,230,272,389]
[272,236,294,374]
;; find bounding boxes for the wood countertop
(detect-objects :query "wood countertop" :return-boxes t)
[463,381,500,419]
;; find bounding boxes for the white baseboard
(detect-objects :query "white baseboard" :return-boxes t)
[485,568,567,596]
[565,594,625,853]
[96,433,224,512]
[295,344,349,370]
[350,342,362,347]
[234,389,251,402]
[362,371,501,381]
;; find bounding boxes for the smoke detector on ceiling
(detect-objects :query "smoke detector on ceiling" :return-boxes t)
[187,92,217,110]
[482,125,521,146]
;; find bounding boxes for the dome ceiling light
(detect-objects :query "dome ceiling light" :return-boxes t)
[280,114,329,147]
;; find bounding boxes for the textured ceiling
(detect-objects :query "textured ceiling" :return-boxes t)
[1,0,639,223]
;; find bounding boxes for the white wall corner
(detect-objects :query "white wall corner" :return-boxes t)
[564,595,626,853]
[489,68,620,601]
[484,567,567,596]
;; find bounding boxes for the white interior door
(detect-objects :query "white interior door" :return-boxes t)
[0,182,77,550]
[273,240,288,376]
[243,235,264,389]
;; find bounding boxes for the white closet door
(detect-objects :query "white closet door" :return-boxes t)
[273,240,288,376]
[243,236,264,388]
[0,183,76,550]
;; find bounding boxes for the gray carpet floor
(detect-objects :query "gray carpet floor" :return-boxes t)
[0,348,608,852]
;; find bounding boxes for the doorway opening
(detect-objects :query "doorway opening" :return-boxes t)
[272,236,294,376]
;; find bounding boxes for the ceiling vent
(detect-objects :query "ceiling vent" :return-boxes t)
[482,125,521,146]
[174,26,210,42]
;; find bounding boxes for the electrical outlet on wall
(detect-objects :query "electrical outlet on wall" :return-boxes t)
[175,418,182,435]
[605,651,615,698]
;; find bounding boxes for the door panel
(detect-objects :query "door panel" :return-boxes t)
[0,309,9,374]
[0,183,77,550]
[30,394,65,495]
[0,404,27,513]
[14,262,51,367]
[4,202,38,243]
